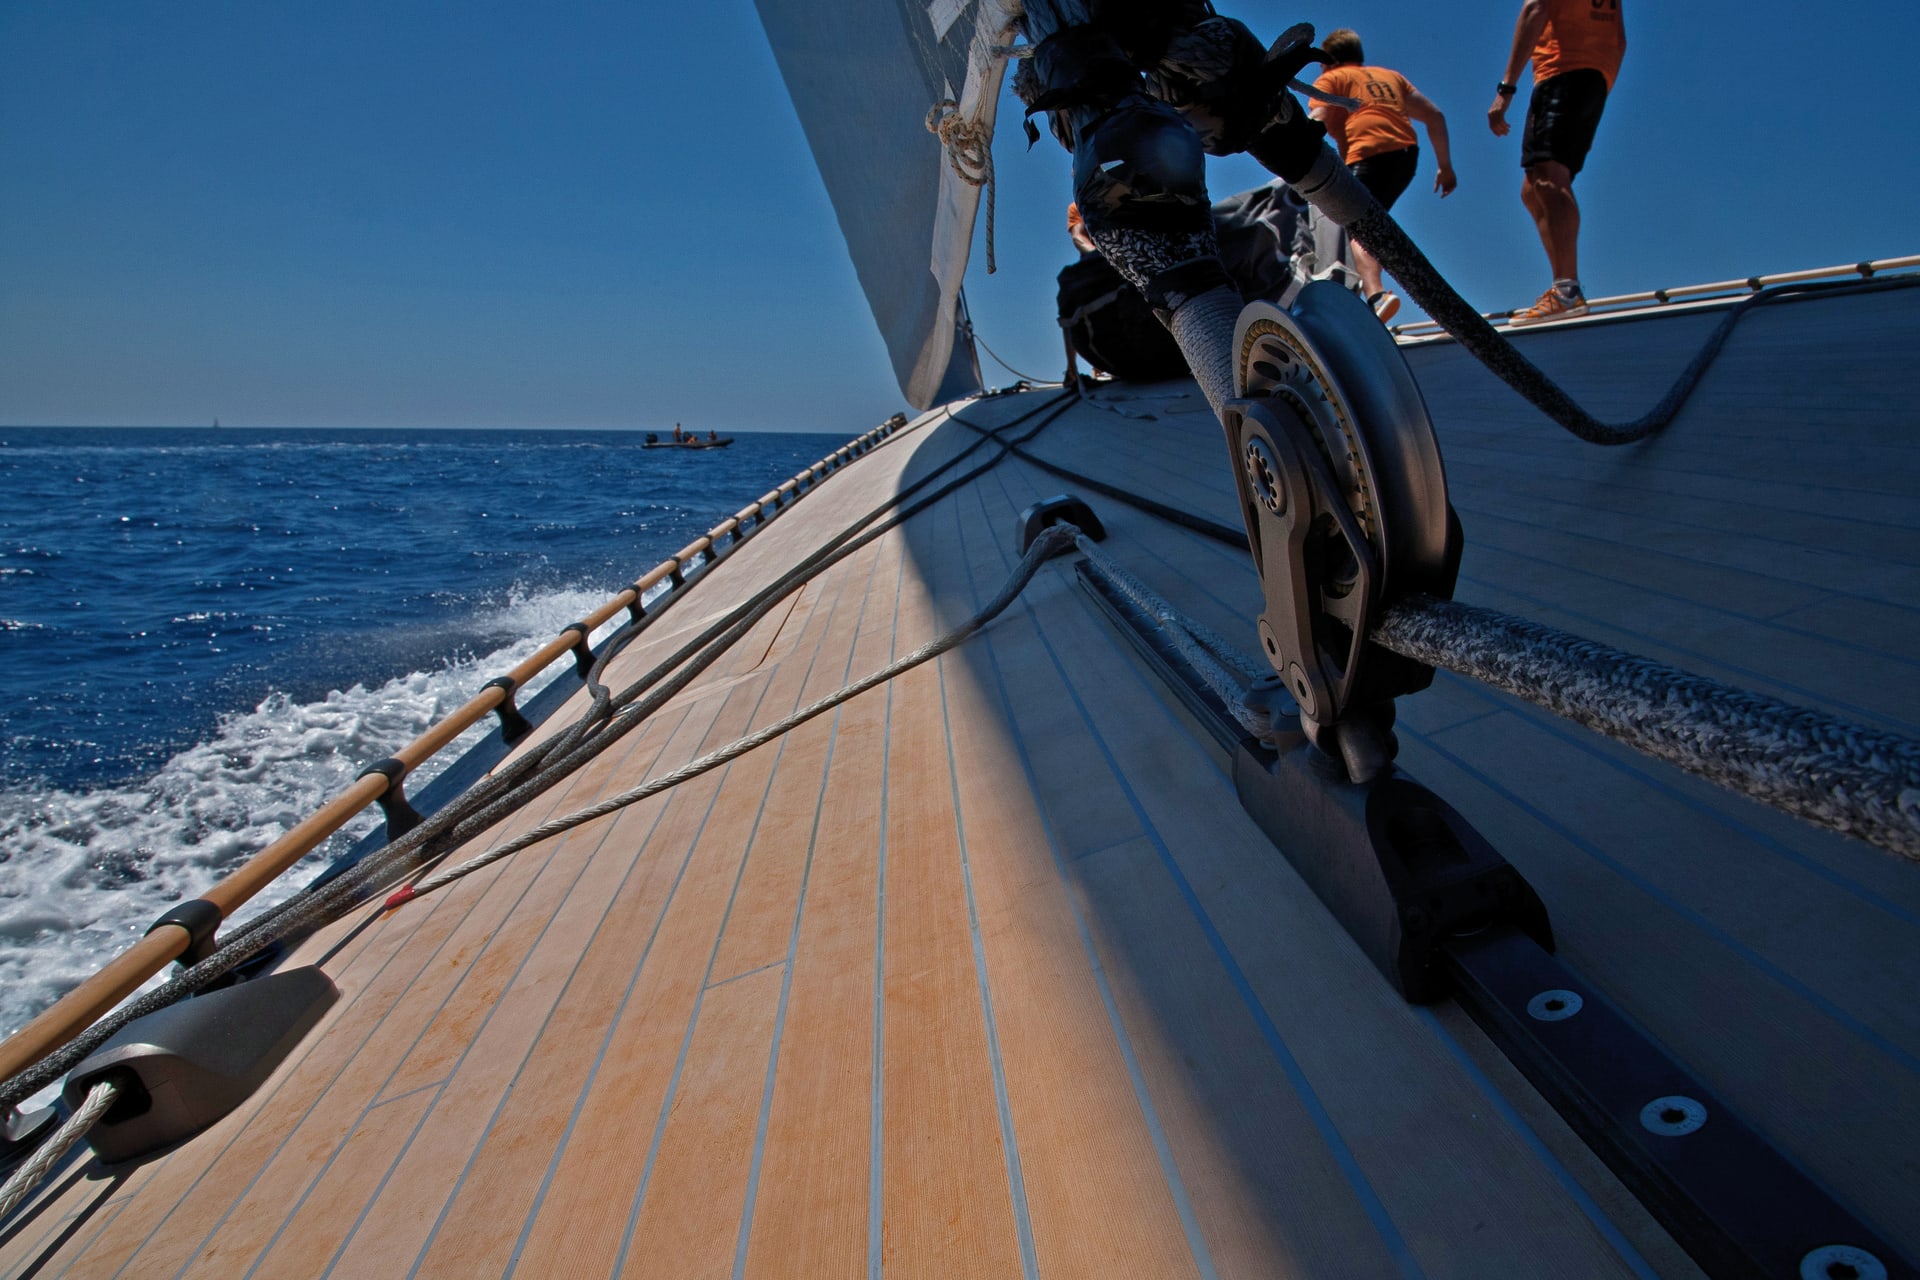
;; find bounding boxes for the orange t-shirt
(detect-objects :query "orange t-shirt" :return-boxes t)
[1533,0,1626,90]
[1313,65,1419,163]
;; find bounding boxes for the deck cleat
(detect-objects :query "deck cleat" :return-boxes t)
[1223,282,1461,781]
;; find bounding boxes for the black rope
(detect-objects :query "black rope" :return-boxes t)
[1349,203,1920,446]
[958,413,1252,549]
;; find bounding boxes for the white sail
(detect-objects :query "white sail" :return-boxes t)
[755,0,1020,408]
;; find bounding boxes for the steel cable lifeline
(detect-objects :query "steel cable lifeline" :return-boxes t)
[0,390,1082,1117]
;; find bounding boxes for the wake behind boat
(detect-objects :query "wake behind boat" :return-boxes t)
[3,1,1918,1275]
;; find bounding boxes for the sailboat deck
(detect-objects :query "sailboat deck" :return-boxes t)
[6,286,1919,1278]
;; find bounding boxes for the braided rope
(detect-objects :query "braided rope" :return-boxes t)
[1373,596,1920,862]
[927,97,998,273]
[1071,534,1275,737]
[1061,474,1920,864]
[0,1079,117,1223]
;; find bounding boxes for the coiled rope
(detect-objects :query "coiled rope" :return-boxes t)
[0,1079,116,1222]
[927,97,999,274]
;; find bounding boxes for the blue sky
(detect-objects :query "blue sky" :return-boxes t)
[2,1,1915,432]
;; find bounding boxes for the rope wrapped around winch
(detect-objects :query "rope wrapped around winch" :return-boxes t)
[1372,597,1920,862]
[1069,534,1920,863]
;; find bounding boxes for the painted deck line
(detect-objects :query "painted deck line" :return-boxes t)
[1456,489,1920,612]
[406,522,883,1278]
[1440,424,1920,498]
[301,1084,444,1279]
[958,477,1425,1279]
[1055,398,1217,461]
[401,753,764,1274]
[1432,671,1920,931]
[195,702,710,1274]
[495,761,741,1274]
[1442,459,1920,568]
[866,675,888,1280]
[79,705,697,1280]
[1068,497,1255,623]
[867,498,1036,1280]
[1396,732,1920,1252]
[729,701,851,1280]
[705,959,786,992]
[989,452,1694,1274]
[713,518,901,1280]
[1016,431,1228,516]
[1451,567,1910,733]
[1411,1008,1663,1280]
[0,1164,116,1275]
[244,735,694,1277]
[1439,446,1920,530]
[1459,507,1920,658]
[0,1150,91,1254]
[930,568,1041,1280]
[871,502,1028,1279]
[1402,723,1920,1081]
[7,1194,126,1280]
[866,559,900,1280]
[608,531,903,1278]
[1444,478,1920,603]
[975,454,1697,1274]
[495,539,885,1277]
[946,489,1220,1280]
[719,514,902,1280]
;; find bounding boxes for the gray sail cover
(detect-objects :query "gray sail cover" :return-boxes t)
[755,0,1019,408]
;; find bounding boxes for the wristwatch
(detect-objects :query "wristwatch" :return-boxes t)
[1496,81,1517,97]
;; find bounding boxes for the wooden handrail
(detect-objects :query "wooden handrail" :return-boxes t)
[0,414,913,1089]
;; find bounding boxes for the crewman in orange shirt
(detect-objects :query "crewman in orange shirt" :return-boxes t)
[1488,0,1627,325]
[1311,28,1456,324]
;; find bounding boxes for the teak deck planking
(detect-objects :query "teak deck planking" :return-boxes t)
[5,285,1918,1278]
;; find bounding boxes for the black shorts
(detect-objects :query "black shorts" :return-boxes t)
[1521,68,1609,175]
[1348,145,1418,211]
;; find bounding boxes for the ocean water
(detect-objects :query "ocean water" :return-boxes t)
[0,426,847,1038]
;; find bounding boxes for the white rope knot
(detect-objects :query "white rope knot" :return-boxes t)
[926,97,998,273]
[0,1078,119,1222]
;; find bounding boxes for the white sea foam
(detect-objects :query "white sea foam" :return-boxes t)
[0,582,636,1041]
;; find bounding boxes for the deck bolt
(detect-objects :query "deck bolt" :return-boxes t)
[1639,1095,1707,1136]
[1800,1245,1886,1280]
[1526,989,1583,1021]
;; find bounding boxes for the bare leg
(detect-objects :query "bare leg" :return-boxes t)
[1351,237,1386,298]
[1522,160,1580,281]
